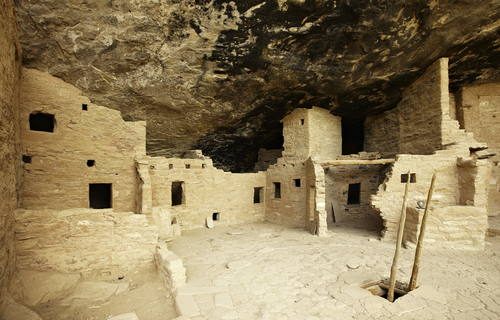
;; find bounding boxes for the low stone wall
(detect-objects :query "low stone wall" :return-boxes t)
[406,206,487,249]
[14,209,158,278]
[155,243,186,295]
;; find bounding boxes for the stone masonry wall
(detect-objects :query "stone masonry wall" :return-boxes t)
[0,0,21,307]
[324,164,389,230]
[141,156,266,230]
[266,158,308,228]
[14,209,158,278]
[20,68,146,211]
[282,109,310,161]
[365,59,447,155]
[283,107,341,161]
[457,83,500,216]
[308,107,342,160]
[364,108,400,156]
[371,59,489,248]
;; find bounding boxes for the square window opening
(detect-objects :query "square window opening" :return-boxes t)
[82,103,88,111]
[401,173,417,183]
[254,187,264,203]
[29,112,55,132]
[22,155,32,164]
[89,183,112,209]
[273,182,281,199]
[171,181,185,206]
[87,160,95,167]
[202,163,206,168]
[212,212,220,221]
[300,118,305,125]
[294,178,301,187]
[347,183,361,205]
[169,164,174,169]
[185,164,191,169]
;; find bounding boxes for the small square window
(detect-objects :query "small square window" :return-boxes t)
[294,178,301,187]
[185,164,191,169]
[169,164,174,169]
[401,173,417,183]
[22,155,32,163]
[87,160,95,167]
[82,103,88,111]
[202,163,206,168]
[300,118,305,125]
[212,212,220,221]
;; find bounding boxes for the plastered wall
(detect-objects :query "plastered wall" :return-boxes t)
[457,83,500,216]
[20,68,146,212]
[140,156,266,230]
[0,0,21,306]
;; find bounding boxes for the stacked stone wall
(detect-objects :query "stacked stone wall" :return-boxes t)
[20,69,146,211]
[142,156,266,230]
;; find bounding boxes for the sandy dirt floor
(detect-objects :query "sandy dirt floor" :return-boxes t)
[169,223,500,320]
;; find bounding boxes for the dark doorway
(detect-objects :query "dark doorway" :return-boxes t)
[347,183,361,205]
[273,182,281,199]
[89,183,112,209]
[29,112,55,132]
[253,187,263,203]
[342,117,364,155]
[171,181,184,206]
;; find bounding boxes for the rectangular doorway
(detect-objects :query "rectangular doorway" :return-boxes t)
[171,181,185,206]
[89,183,112,209]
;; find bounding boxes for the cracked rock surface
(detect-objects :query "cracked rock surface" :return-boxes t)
[16,0,500,171]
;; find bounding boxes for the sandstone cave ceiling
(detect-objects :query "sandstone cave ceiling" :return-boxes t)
[16,0,500,172]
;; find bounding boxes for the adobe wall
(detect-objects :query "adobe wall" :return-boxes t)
[457,83,500,216]
[0,0,21,307]
[265,159,308,228]
[324,164,389,230]
[19,68,146,211]
[140,156,266,230]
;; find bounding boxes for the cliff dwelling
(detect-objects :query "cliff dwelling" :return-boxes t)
[1,1,500,320]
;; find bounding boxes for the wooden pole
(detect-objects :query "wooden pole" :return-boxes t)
[408,172,437,291]
[387,170,411,302]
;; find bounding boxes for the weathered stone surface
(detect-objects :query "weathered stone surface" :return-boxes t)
[9,270,80,307]
[14,1,500,171]
[0,295,42,320]
[0,0,21,308]
[14,209,158,277]
[108,313,140,320]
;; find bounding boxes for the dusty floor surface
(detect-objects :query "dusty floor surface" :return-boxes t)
[170,223,500,320]
[15,265,176,320]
